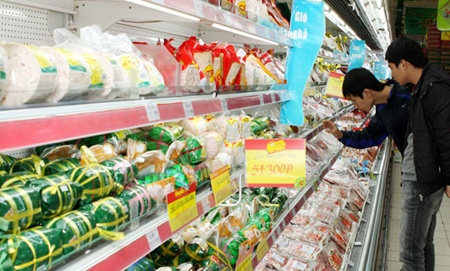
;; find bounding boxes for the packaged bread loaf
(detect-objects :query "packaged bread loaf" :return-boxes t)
[1,43,58,106]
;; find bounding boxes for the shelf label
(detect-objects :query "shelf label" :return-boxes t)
[146,229,162,250]
[201,197,212,213]
[270,93,276,103]
[324,72,346,99]
[167,183,198,232]
[258,94,264,105]
[245,139,306,188]
[145,101,160,122]
[256,238,270,262]
[183,101,195,118]
[221,98,228,111]
[210,166,233,205]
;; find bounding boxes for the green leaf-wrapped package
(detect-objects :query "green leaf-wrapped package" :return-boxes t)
[101,156,138,188]
[179,137,206,165]
[0,154,16,173]
[0,173,39,188]
[128,123,184,154]
[69,164,115,206]
[118,184,155,218]
[43,158,80,176]
[8,155,45,175]
[0,186,42,233]
[91,197,128,240]
[45,210,98,255]
[1,227,63,271]
[127,257,155,271]
[154,234,185,260]
[29,174,83,219]
[0,244,14,271]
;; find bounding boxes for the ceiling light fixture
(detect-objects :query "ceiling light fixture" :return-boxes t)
[126,0,201,22]
[211,23,279,46]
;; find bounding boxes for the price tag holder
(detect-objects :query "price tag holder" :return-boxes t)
[145,101,160,122]
[146,229,162,250]
[258,94,264,105]
[183,101,195,118]
[245,139,306,188]
[221,98,228,111]
[210,166,233,205]
[201,197,212,213]
[324,72,346,99]
[167,183,198,232]
[270,93,276,103]
[256,238,270,262]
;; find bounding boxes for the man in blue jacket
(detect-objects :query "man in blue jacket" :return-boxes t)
[322,67,410,155]
[385,36,450,271]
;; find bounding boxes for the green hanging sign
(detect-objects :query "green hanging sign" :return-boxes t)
[437,0,450,31]
[405,7,437,35]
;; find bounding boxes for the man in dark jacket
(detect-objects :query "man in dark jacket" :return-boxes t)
[386,36,450,271]
[323,68,410,155]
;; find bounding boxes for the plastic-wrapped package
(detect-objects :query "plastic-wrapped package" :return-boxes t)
[128,123,184,154]
[68,164,115,205]
[87,196,128,240]
[1,227,63,271]
[245,54,279,86]
[0,154,15,173]
[40,46,91,102]
[274,237,322,260]
[134,150,169,178]
[153,234,185,260]
[179,136,207,165]
[179,117,208,136]
[200,132,223,160]
[42,158,80,175]
[45,210,98,255]
[118,184,155,217]
[9,155,45,175]
[126,257,156,271]
[0,172,39,188]
[79,143,116,165]
[30,174,83,219]
[0,186,42,233]
[0,43,58,106]
[39,145,79,161]
[321,240,343,271]
[101,156,138,188]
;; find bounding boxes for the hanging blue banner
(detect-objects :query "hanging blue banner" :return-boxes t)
[280,0,325,126]
[348,40,366,71]
[373,61,390,80]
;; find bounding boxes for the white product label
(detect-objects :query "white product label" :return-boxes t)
[300,244,315,255]
[292,260,307,270]
[272,252,285,264]
[145,101,160,122]
[183,101,195,118]
[146,230,162,249]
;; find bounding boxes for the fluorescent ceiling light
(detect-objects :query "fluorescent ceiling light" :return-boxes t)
[126,0,201,22]
[330,10,346,26]
[211,23,279,46]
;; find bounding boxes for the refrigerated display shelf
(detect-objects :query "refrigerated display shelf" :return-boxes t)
[0,90,285,152]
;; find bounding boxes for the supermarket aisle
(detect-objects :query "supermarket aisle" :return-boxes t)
[386,160,450,270]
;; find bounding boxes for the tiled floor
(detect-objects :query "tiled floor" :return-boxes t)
[385,160,450,270]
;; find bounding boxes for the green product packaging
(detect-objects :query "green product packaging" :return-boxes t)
[155,234,185,259]
[101,156,138,188]
[182,237,209,264]
[45,210,98,255]
[0,186,42,233]
[0,173,39,188]
[118,184,155,218]
[0,154,16,173]
[179,137,206,165]
[68,164,115,206]
[42,158,80,176]
[1,227,63,271]
[30,174,83,219]
[127,257,156,271]
[8,155,45,175]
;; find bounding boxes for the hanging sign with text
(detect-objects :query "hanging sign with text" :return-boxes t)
[245,139,306,188]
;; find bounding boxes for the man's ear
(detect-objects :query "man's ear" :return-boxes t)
[363,88,372,98]
[400,59,408,70]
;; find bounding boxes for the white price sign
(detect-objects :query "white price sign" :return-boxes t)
[202,198,211,213]
[271,93,276,103]
[183,101,195,118]
[145,101,160,122]
[259,94,265,105]
[146,230,162,250]
[221,99,228,111]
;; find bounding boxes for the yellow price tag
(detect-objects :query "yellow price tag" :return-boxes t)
[210,166,233,204]
[245,139,306,187]
[236,253,253,271]
[256,239,270,262]
[324,72,346,99]
[167,183,198,232]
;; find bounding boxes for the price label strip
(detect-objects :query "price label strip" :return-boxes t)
[167,183,198,232]
[210,166,233,205]
[245,139,306,188]
[146,229,162,250]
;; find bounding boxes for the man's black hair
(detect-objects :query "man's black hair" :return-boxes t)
[342,68,385,99]
[385,37,428,68]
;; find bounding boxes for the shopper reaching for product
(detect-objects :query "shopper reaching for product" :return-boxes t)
[322,67,410,156]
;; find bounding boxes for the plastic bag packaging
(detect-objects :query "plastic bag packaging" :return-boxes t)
[0,154,16,173]
[40,46,91,102]
[45,210,98,255]
[101,156,138,188]
[178,136,207,165]
[42,158,80,176]
[0,43,58,106]
[9,155,45,175]
[30,173,83,219]
[0,186,42,233]
[118,184,155,218]
[1,227,63,271]
[0,172,39,188]
[39,145,80,161]
[179,117,208,136]
[68,164,115,205]
[85,196,128,240]
[133,150,169,178]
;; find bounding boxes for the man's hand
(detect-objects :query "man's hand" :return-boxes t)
[445,185,450,198]
[322,120,343,139]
